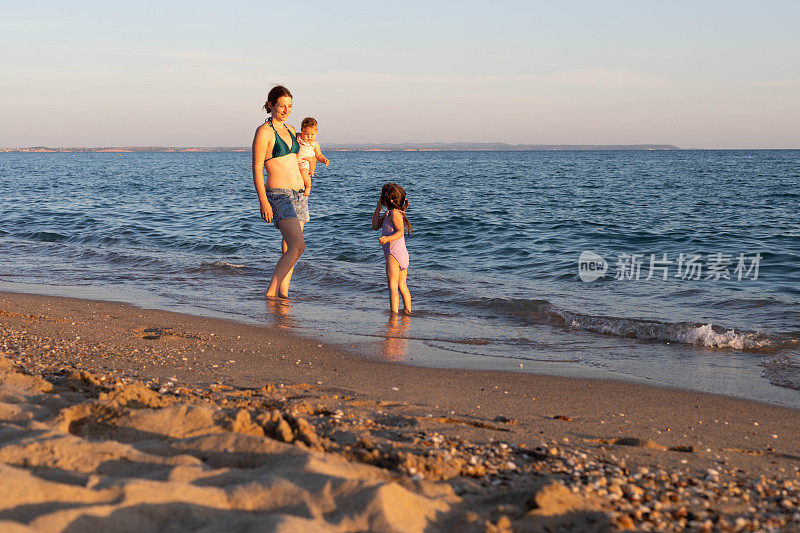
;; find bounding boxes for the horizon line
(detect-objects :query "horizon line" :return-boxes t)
[2,144,800,151]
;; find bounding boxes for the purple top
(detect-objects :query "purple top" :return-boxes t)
[381,209,409,270]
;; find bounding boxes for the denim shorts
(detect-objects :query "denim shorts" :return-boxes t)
[265,188,309,229]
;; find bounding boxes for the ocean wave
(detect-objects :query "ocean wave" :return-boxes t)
[189,261,253,275]
[20,231,70,243]
[163,240,242,255]
[10,225,247,256]
[565,315,784,352]
[762,351,800,390]
[299,263,377,292]
[463,297,798,354]
[421,340,582,362]
[332,251,371,264]
[711,297,781,309]
[462,297,566,325]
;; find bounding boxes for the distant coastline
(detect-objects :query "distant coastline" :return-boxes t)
[1,143,681,153]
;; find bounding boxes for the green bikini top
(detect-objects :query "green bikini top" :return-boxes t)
[265,118,299,161]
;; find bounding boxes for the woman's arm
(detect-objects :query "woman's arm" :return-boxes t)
[371,198,385,230]
[252,126,272,221]
[378,210,404,243]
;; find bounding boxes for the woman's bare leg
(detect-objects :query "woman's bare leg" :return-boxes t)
[278,220,304,296]
[267,219,305,299]
[385,255,400,314]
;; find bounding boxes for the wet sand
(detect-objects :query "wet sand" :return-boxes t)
[1,290,798,531]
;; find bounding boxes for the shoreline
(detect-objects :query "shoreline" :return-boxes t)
[2,281,795,410]
[1,289,799,530]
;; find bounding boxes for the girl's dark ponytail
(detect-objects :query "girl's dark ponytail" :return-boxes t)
[380,182,412,234]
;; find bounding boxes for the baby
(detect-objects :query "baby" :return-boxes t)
[297,117,330,196]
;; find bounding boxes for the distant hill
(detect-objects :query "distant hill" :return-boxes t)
[0,147,249,153]
[326,143,681,151]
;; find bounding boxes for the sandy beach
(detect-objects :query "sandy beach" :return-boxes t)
[0,290,798,531]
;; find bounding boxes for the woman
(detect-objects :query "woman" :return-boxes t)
[252,85,307,299]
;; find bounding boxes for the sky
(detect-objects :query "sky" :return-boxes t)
[2,1,799,148]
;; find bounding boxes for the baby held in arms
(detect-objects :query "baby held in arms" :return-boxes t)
[297,117,330,196]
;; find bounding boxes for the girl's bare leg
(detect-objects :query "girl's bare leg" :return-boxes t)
[385,255,401,314]
[267,219,305,299]
[398,268,411,313]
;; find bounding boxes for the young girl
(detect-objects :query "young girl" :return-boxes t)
[371,183,412,314]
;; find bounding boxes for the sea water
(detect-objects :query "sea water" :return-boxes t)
[1,150,798,406]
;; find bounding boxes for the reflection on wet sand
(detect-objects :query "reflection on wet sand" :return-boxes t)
[266,298,295,329]
[382,314,411,362]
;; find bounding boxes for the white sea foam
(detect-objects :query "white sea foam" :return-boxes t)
[207,260,247,269]
[191,260,250,274]
[473,297,795,354]
[565,313,786,352]
[677,323,776,350]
